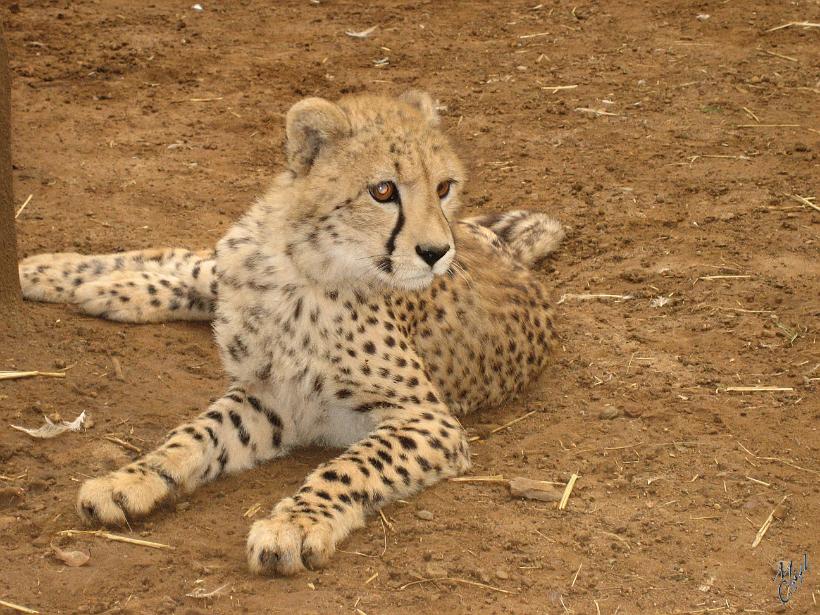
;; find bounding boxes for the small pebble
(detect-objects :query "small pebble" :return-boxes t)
[416,509,434,521]
[53,546,90,567]
[495,568,510,580]
[598,407,621,420]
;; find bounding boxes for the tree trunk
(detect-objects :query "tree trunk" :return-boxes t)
[0,24,20,312]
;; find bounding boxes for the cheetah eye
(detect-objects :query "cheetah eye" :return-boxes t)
[436,180,453,199]
[369,181,399,204]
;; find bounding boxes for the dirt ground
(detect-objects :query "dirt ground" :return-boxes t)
[1,1,818,613]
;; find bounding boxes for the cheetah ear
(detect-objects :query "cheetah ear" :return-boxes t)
[285,97,351,175]
[400,90,440,127]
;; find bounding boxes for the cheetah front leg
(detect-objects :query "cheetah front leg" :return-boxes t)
[247,407,470,576]
[78,386,291,525]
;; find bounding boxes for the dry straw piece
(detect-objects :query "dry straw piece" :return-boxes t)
[378,509,395,533]
[449,475,508,484]
[0,599,39,614]
[725,386,793,392]
[467,409,539,442]
[186,583,229,599]
[574,107,619,117]
[14,194,33,219]
[243,502,263,518]
[104,435,142,454]
[541,85,578,92]
[741,107,760,122]
[786,193,820,213]
[697,275,752,281]
[762,49,798,62]
[751,495,789,548]
[766,21,820,32]
[59,529,175,550]
[0,370,66,381]
[398,576,513,594]
[570,563,582,587]
[558,474,579,510]
[735,124,800,128]
[345,25,378,39]
[490,409,538,435]
[340,515,388,559]
[736,441,819,477]
[557,293,633,304]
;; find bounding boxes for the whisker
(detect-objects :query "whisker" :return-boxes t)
[449,260,473,287]
[353,253,390,263]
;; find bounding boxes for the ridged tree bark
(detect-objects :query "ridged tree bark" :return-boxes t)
[0,25,20,313]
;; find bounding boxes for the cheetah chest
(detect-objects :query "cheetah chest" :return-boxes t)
[213,285,399,446]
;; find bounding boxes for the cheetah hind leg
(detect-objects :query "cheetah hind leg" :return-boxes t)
[19,248,216,323]
[71,270,215,323]
[465,210,565,268]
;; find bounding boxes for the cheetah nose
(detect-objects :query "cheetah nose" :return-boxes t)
[415,244,450,268]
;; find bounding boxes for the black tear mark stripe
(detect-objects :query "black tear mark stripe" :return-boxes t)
[384,197,405,255]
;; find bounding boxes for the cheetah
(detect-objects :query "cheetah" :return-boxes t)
[18,91,564,576]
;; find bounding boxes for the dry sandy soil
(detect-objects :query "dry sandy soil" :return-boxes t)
[1,1,818,613]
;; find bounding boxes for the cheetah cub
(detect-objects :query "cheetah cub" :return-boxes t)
[19,91,564,576]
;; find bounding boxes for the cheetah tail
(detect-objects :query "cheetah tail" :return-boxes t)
[469,210,565,268]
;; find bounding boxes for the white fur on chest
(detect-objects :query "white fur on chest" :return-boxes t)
[262,378,375,448]
[214,239,377,447]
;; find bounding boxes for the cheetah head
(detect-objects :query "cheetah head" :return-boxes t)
[279,91,464,291]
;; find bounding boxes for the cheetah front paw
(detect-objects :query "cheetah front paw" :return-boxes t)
[77,469,174,526]
[246,500,337,576]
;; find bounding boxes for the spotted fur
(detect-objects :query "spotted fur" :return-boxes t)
[18,91,564,576]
